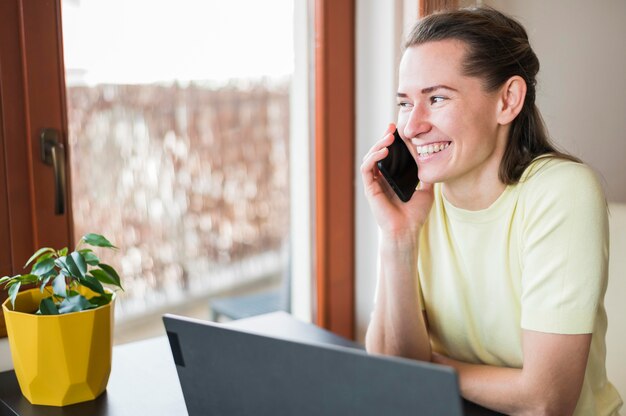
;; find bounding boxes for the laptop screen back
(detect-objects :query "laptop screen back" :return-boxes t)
[162,314,465,416]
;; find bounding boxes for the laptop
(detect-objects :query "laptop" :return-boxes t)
[162,313,501,416]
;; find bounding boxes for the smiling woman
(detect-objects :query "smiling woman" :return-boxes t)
[361,6,622,416]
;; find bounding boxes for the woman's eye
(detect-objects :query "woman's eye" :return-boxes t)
[397,102,412,109]
[430,96,446,105]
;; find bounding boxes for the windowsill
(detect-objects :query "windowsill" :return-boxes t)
[0,337,11,372]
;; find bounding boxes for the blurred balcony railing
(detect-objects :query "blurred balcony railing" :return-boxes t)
[66,81,291,321]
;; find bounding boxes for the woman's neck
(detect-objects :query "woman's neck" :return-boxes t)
[442,158,507,211]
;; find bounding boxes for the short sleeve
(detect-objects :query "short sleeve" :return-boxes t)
[520,161,609,334]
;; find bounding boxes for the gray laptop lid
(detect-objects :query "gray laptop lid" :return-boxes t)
[163,313,465,416]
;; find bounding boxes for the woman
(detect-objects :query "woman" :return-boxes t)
[361,7,622,416]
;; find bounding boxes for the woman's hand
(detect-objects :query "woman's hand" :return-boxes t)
[363,124,433,361]
[360,123,434,238]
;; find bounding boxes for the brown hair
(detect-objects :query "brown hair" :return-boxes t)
[405,7,580,184]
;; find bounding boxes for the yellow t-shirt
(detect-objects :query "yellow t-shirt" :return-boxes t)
[417,157,623,415]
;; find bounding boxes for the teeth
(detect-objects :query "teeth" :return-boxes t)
[417,142,449,155]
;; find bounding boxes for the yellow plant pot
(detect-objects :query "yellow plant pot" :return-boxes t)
[1,288,115,406]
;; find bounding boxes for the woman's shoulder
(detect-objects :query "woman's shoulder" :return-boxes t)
[520,155,602,190]
[518,155,606,209]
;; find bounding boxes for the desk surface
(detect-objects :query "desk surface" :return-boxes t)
[0,335,185,416]
[0,312,500,416]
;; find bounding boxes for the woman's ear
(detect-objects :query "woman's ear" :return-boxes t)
[497,75,527,125]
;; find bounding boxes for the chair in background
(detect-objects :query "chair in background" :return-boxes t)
[209,265,291,322]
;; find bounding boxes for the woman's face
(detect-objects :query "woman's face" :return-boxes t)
[396,39,507,187]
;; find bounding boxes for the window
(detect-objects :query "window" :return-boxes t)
[61,0,300,338]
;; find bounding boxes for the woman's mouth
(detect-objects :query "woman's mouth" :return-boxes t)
[415,141,451,158]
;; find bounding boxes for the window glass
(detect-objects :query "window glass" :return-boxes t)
[62,0,294,337]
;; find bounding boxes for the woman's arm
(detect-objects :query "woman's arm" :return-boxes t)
[433,330,591,416]
[360,124,434,361]
[365,232,431,361]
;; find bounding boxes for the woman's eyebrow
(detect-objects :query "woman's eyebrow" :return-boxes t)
[421,84,458,94]
[396,85,458,98]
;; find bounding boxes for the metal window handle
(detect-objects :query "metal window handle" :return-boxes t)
[40,128,67,215]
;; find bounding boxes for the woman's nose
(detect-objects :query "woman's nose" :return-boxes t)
[403,106,431,138]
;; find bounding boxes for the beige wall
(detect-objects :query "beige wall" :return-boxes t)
[482,0,626,202]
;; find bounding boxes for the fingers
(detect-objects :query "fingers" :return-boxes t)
[360,146,388,185]
[360,123,397,189]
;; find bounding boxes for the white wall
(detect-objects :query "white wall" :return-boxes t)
[289,0,312,323]
[483,0,626,202]
[355,0,408,342]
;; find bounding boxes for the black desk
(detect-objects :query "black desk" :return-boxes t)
[0,312,500,416]
[0,335,185,416]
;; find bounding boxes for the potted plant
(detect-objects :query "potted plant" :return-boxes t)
[0,233,123,407]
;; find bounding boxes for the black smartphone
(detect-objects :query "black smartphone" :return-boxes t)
[376,129,419,202]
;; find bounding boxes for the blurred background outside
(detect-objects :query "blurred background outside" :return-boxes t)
[62,0,295,343]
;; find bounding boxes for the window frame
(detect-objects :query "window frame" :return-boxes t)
[313,0,356,339]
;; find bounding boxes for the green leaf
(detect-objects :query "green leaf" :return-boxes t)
[35,252,54,263]
[70,251,87,277]
[0,275,11,285]
[57,247,68,257]
[8,281,21,309]
[90,270,117,287]
[4,274,39,288]
[78,249,100,266]
[40,274,54,292]
[26,274,40,283]
[97,263,123,289]
[52,274,67,298]
[32,258,56,277]
[24,247,55,268]
[41,268,58,279]
[54,257,72,277]
[79,274,105,295]
[38,297,59,315]
[62,255,82,279]
[88,293,113,308]
[58,295,92,314]
[82,233,117,249]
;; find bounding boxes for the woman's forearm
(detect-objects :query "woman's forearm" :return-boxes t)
[433,353,583,416]
[365,232,431,361]
[435,355,528,415]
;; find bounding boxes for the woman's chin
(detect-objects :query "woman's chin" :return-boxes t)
[417,170,445,185]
